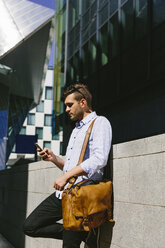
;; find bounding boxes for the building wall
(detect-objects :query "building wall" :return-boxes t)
[62,0,165,149]
[9,69,62,161]
[0,133,165,248]
[101,133,165,248]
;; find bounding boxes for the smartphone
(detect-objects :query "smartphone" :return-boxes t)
[34,143,48,158]
[34,143,43,151]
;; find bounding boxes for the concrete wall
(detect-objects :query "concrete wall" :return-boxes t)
[108,133,165,248]
[0,133,165,248]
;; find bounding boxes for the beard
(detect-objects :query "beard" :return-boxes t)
[69,111,83,121]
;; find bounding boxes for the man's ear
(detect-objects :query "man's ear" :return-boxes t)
[80,98,87,107]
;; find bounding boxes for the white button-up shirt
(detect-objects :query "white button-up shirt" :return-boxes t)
[56,111,112,199]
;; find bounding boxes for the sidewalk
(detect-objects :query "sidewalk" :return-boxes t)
[0,234,15,248]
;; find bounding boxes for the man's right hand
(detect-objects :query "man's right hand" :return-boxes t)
[38,148,56,162]
[38,148,65,170]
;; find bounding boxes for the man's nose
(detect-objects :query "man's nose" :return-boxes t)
[66,106,70,112]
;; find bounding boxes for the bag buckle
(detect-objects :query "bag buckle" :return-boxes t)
[68,176,77,184]
[83,217,89,226]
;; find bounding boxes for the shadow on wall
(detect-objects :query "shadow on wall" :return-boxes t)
[0,164,28,248]
[100,147,115,247]
[100,221,115,248]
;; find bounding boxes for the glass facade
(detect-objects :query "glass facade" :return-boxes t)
[121,0,134,51]
[99,24,109,66]
[65,0,165,101]
[61,0,165,147]
[135,0,147,40]
[52,0,66,138]
[89,36,97,73]
[153,0,165,27]
[54,0,66,115]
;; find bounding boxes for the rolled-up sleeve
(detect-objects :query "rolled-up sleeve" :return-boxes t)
[80,117,112,177]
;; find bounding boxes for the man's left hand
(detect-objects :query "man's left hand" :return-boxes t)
[53,175,68,191]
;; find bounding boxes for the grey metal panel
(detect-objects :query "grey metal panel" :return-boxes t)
[0,0,54,58]
[0,22,52,102]
[0,1,22,58]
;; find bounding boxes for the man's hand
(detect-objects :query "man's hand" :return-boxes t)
[53,174,68,191]
[38,148,55,162]
[37,148,65,170]
[53,165,87,191]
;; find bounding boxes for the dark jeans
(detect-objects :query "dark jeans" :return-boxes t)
[23,193,97,248]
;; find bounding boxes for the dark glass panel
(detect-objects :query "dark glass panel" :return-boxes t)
[121,0,134,51]
[99,23,109,66]
[109,13,119,59]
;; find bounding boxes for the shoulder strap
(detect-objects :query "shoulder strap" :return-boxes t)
[77,118,96,165]
[67,118,96,187]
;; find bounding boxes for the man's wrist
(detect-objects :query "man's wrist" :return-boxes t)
[51,154,58,164]
[63,172,71,182]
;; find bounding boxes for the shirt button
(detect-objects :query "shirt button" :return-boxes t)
[68,158,70,160]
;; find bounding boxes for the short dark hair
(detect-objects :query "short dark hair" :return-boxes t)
[63,84,92,108]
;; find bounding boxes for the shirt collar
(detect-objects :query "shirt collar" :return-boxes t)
[76,111,97,128]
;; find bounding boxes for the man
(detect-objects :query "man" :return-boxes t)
[23,84,112,248]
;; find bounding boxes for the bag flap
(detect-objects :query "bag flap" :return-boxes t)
[71,181,112,217]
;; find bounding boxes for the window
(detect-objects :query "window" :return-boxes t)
[36,127,43,139]
[82,0,90,15]
[121,0,134,51]
[153,0,165,27]
[68,54,79,82]
[82,43,89,78]
[110,0,118,16]
[27,113,35,125]
[44,114,52,126]
[68,0,81,31]
[69,60,74,81]
[135,0,147,40]
[89,36,97,73]
[36,101,44,112]
[43,141,51,149]
[52,133,59,140]
[109,13,119,58]
[73,53,79,80]
[19,127,26,135]
[45,87,53,100]
[121,0,128,4]
[12,144,16,153]
[99,3,108,27]
[99,24,109,66]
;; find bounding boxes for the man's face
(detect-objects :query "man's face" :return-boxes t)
[64,93,84,121]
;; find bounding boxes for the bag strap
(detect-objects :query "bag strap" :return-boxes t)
[67,118,96,188]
